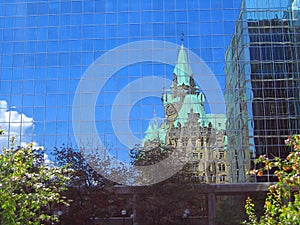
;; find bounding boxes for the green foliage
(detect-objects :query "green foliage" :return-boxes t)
[130,141,174,166]
[130,142,207,225]
[243,134,300,225]
[0,139,72,225]
[52,146,119,225]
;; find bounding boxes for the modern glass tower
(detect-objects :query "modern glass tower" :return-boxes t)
[1,0,299,185]
[225,0,300,182]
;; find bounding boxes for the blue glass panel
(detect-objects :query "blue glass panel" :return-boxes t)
[94,13,105,24]
[153,23,163,36]
[175,0,187,9]
[118,1,129,12]
[23,68,35,79]
[199,0,211,9]
[0,4,5,15]
[129,12,140,23]
[48,27,59,40]
[118,12,128,24]
[72,1,82,13]
[37,28,47,40]
[84,1,94,13]
[71,40,82,52]
[10,94,22,106]
[164,11,176,23]
[1,68,13,79]
[14,29,25,41]
[16,3,27,15]
[71,14,82,25]
[70,53,81,65]
[176,11,188,22]
[60,15,71,26]
[128,0,141,11]
[82,39,93,51]
[5,4,15,16]
[13,54,25,67]
[26,16,37,27]
[106,25,117,37]
[95,0,106,13]
[37,2,48,15]
[26,3,37,15]
[23,95,34,107]
[94,39,105,50]
[187,0,199,9]
[165,23,176,36]
[211,21,224,35]
[106,13,117,25]
[25,28,37,41]
[23,80,34,94]
[48,15,59,26]
[83,14,94,25]
[153,12,164,23]
[57,80,69,94]
[61,1,71,13]
[60,27,70,40]
[141,11,152,23]
[2,55,13,67]
[15,17,26,27]
[35,53,47,66]
[83,26,95,39]
[141,24,152,36]
[153,0,164,10]
[106,0,117,12]
[4,17,14,27]
[37,15,48,27]
[24,54,34,67]
[36,41,47,53]
[81,52,94,65]
[60,40,71,52]
[49,2,60,14]
[211,0,224,9]
[46,80,58,94]
[11,81,23,95]
[2,42,13,54]
[35,68,46,80]
[0,81,11,94]
[71,26,82,39]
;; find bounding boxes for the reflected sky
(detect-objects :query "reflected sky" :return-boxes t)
[0,0,294,162]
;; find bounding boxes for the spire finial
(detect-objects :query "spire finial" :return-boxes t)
[153,108,157,117]
[181,32,184,44]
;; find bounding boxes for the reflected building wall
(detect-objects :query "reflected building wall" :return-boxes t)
[141,45,229,184]
[1,0,299,184]
[225,0,300,182]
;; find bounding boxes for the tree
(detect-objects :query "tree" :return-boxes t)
[243,134,300,225]
[0,136,71,225]
[52,145,121,225]
[130,143,207,225]
[134,176,207,225]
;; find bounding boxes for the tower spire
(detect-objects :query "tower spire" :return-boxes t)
[181,32,184,45]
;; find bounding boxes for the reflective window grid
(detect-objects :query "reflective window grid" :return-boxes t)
[0,0,299,184]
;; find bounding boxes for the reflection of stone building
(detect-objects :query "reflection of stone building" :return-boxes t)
[225,0,300,182]
[142,44,229,184]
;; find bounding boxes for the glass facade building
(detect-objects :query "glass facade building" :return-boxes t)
[225,0,300,182]
[0,0,299,184]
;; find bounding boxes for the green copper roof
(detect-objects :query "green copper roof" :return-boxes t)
[174,93,209,127]
[173,45,193,86]
[142,116,166,146]
[163,94,181,106]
